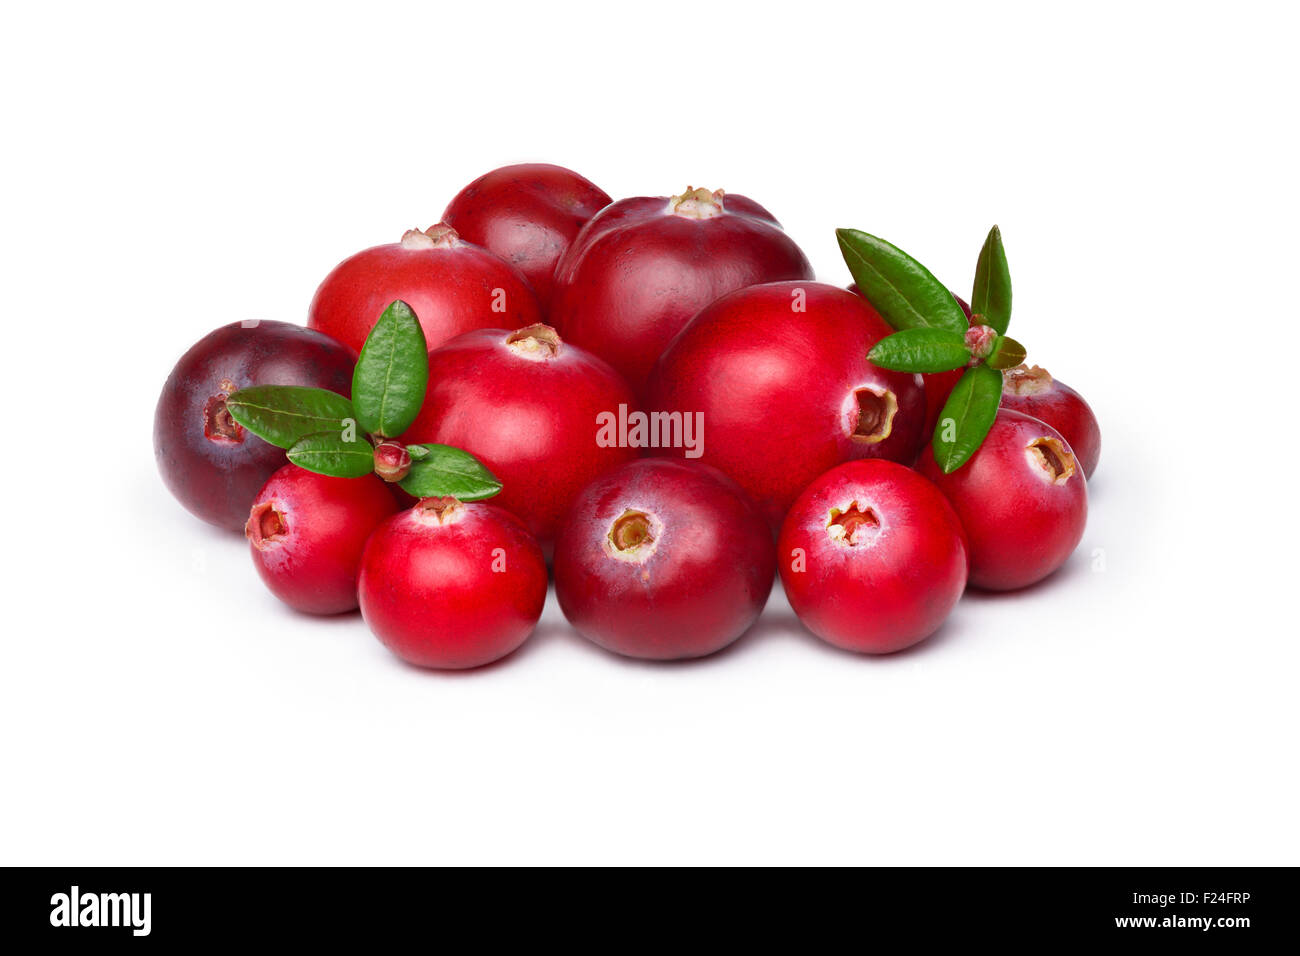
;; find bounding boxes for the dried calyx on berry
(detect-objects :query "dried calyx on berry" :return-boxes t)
[836,224,1028,473]
[223,300,502,501]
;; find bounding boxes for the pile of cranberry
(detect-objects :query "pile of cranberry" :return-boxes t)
[155,163,1100,669]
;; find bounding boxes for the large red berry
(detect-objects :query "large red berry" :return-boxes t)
[402,324,638,557]
[307,224,542,355]
[358,498,547,670]
[647,281,927,531]
[154,320,355,530]
[999,364,1101,479]
[779,460,968,654]
[246,465,397,615]
[918,409,1088,591]
[442,163,611,311]
[554,459,775,660]
[550,187,813,395]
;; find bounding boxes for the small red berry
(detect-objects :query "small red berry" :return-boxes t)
[154,320,355,530]
[554,459,776,660]
[442,163,612,311]
[358,497,547,670]
[372,441,412,483]
[999,364,1101,479]
[647,281,927,530]
[307,224,542,355]
[246,465,398,615]
[551,187,814,395]
[779,460,968,654]
[402,324,638,557]
[918,409,1088,591]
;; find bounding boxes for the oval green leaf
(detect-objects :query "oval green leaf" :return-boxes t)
[352,300,429,439]
[286,433,376,478]
[836,228,968,333]
[868,328,971,373]
[971,225,1012,334]
[398,444,502,501]
[226,385,355,449]
[932,364,1003,473]
[986,334,1027,370]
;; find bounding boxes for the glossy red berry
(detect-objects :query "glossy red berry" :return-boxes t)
[306,224,542,355]
[402,324,638,557]
[999,364,1101,479]
[154,320,355,530]
[647,281,927,530]
[779,460,968,654]
[442,163,611,311]
[358,498,547,670]
[551,187,813,395]
[246,465,398,615]
[554,459,775,660]
[918,409,1088,591]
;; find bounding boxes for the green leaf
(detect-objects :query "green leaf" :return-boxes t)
[399,445,501,501]
[286,433,375,478]
[868,328,971,373]
[836,228,968,333]
[352,300,429,439]
[226,386,355,449]
[932,364,1003,473]
[971,225,1012,333]
[986,334,1027,370]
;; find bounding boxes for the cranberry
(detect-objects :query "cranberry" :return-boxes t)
[401,324,638,557]
[358,498,547,670]
[646,281,927,530]
[999,364,1101,479]
[246,465,397,615]
[154,320,355,530]
[918,409,1088,591]
[550,187,814,395]
[554,459,775,660]
[851,284,972,434]
[306,224,542,355]
[442,163,611,311]
[779,460,967,653]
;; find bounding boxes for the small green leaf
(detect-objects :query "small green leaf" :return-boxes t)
[868,328,971,373]
[226,386,355,449]
[352,300,429,439]
[986,334,1027,370]
[932,364,1003,473]
[286,433,376,478]
[971,225,1012,334]
[399,445,501,501]
[836,228,968,333]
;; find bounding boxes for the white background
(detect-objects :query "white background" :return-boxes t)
[2,1,1296,865]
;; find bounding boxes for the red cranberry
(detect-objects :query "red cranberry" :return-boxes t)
[851,284,972,434]
[646,281,927,531]
[154,320,355,530]
[401,324,638,557]
[1000,364,1101,478]
[246,465,398,615]
[442,163,611,311]
[779,460,968,654]
[554,459,775,660]
[306,224,542,355]
[550,187,814,395]
[358,498,547,670]
[918,409,1088,591]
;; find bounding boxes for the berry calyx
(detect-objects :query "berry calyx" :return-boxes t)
[203,388,244,443]
[667,186,725,219]
[505,323,562,359]
[849,386,898,444]
[1027,436,1076,484]
[605,508,660,560]
[400,223,461,250]
[826,501,880,546]
[373,441,412,482]
[245,500,288,549]
[416,496,465,523]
